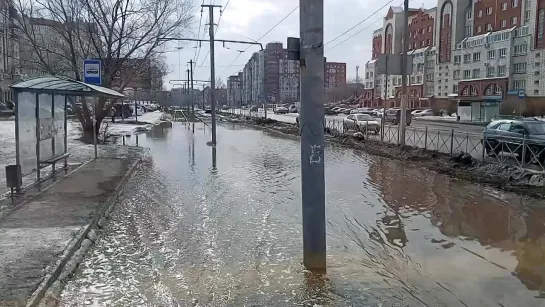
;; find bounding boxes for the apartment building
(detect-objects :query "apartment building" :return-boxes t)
[227,72,243,106]
[242,42,346,105]
[363,1,545,116]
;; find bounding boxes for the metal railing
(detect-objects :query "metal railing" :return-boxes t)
[324,119,545,173]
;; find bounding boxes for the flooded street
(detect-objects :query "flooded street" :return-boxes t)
[60,122,545,306]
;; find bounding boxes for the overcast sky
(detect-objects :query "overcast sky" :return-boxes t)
[164,0,437,90]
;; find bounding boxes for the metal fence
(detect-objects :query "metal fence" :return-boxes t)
[324,119,545,173]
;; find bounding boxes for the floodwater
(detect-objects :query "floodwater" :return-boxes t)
[60,122,545,307]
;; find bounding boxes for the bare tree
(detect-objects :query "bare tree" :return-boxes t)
[10,0,193,141]
[215,77,226,89]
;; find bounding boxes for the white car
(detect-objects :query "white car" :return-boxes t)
[350,107,373,114]
[343,113,381,133]
[413,109,434,117]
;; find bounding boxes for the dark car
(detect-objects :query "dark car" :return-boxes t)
[383,108,412,125]
[250,106,259,112]
[482,118,545,163]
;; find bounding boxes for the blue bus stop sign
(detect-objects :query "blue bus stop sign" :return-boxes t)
[83,59,102,85]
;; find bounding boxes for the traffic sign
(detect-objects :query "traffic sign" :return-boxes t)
[83,59,102,85]
[518,89,525,99]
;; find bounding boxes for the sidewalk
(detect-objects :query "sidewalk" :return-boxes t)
[0,155,140,307]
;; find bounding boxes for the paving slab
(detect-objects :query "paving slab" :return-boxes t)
[0,157,138,307]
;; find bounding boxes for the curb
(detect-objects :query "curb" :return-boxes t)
[415,118,488,126]
[25,156,144,307]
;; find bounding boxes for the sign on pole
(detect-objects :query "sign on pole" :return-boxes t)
[376,54,413,75]
[83,59,102,85]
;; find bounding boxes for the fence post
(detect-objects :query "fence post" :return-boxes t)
[482,136,486,161]
[424,126,428,150]
[521,135,527,166]
[380,119,384,142]
[465,133,469,153]
[365,121,368,138]
[450,129,454,155]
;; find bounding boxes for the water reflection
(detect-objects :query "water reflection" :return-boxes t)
[367,157,545,295]
[211,146,217,172]
[60,122,545,306]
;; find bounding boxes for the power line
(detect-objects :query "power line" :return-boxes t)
[326,0,411,51]
[217,5,299,77]
[326,16,384,52]
[215,0,231,35]
[324,0,395,46]
[193,5,204,62]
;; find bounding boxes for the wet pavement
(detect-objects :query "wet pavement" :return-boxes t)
[60,122,545,306]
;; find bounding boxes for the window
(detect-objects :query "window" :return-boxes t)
[428,25,432,32]
[535,80,540,85]
[501,2,507,10]
[467,11,472,19]
[499,48,507,57]
[453,84,459,93]
[426,39,431,46]
[514,44,527,55]
[465,25,472,36]
[473,52,481,62]
[511,16,518,25]
[534,90,540,94]
[472,68,480,78]
[525,10,531,23]
[409,32,412,37]
[464,54,472,63]
[486,24,493,31]
[512,0,518,7]
[454,55,461,64]
[478,10,483,17]
[463,70,471,78]
[453,70,460,79]
[488,50,496,59]
[501,20,507,27]
[514,62,527,73]
[536,62,541,67]
[513,80,526,89]
[487,66,496,76]
[497,123,511,131]
[498,65,506,76]
[487,7,493,15]
[421,40,425,47]
[476,25,482,33]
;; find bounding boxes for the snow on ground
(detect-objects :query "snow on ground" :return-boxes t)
[0,111,166,198]
[106,111,167,136]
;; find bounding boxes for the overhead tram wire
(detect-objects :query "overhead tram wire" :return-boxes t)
[324,0,395,47]
[193,3,205,62]
[326,15,384,52]
[325,0,413,52]
[218,5,300,77]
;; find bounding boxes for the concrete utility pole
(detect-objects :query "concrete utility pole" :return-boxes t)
[400,0,409,145]
[299,0,326,273]
[203,4,221,145]
[356,65,360,97]
[187,68,191,111]
[189,60,195,113]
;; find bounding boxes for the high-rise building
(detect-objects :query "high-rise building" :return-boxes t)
[363,1,545,116]
[242,42,346,105]
[227,72,243,107]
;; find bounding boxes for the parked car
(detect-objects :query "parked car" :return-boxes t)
[289,105,298,113]
[350,107,374,115]
[343,113,381,133]
[274,106,289,114]
[482,118,545,163]
[222,105,230,110]
[324,107,336,115]
[250,106,259,112]
[384,108,412,125]
[412,109,434,117]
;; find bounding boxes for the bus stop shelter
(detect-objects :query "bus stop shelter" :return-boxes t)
[7,76,125,191]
